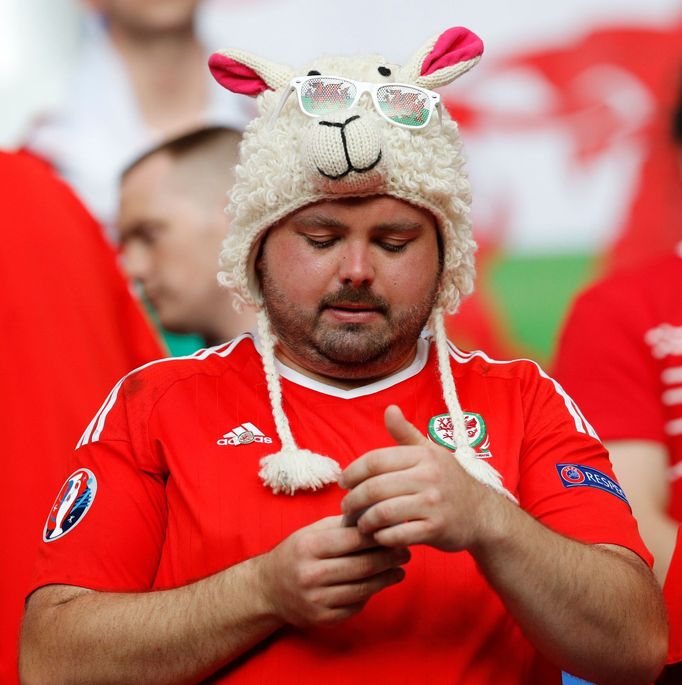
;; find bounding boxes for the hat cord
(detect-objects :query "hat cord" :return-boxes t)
[432,309,518,503]
[256,309,342,495]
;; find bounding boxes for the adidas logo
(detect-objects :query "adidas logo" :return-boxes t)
[217,422,273,446]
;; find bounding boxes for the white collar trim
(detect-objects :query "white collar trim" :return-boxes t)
[251,330,432,399]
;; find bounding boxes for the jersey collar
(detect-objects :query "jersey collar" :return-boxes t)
[251,329,432,399]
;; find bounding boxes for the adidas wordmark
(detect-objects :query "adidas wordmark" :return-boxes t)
[217,422,273,446]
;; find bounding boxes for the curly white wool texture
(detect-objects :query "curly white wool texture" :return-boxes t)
[217,52,477,317]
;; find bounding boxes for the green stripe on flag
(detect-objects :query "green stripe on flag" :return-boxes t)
[488,252,597,365]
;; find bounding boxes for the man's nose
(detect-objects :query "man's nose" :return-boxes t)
[337,242,375,287]
[120,243,150,284]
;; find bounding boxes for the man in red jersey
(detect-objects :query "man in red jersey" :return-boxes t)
[20,28,667,684]
[0,150,164,685]
[554,83,682,680]
[554,248,682,681]
[555,100,682,682]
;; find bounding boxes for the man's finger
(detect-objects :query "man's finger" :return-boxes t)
[339,448,416,489]
[384,405,430,447]
[303,517,379,557]
[308,515,345,530]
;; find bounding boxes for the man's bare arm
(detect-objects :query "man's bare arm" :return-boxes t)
[341,406,668,685]
[469,500,666,685]
[606,439,678,583]
[20,517,409,685]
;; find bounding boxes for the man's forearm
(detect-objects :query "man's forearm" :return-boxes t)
[637,509,678,583]
[20,555,282,685]
[471,495,668,685]
[605,439,678,584]
[21,515,408,685]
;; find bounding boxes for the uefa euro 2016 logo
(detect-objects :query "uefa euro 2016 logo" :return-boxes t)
[43,468,97,542]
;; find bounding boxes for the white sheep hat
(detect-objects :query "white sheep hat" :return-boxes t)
[209,27,514,500]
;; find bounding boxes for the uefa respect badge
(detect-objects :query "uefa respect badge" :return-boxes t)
[43,468,97,542]
[556,464,630,506]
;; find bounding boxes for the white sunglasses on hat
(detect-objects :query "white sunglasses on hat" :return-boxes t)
[272,74,443,130]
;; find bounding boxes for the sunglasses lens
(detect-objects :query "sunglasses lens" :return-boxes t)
[376,85,432,127]
[300,77,356,115]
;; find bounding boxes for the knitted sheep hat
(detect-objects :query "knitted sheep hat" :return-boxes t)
[209,27,515,501]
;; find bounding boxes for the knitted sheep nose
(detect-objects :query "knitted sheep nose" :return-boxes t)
[303,110,387,191]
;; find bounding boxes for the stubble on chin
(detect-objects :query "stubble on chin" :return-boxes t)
[259,270,437,379]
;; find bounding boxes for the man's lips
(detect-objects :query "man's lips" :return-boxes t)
[323,303,384,323]
[328,303,378,310]
[319,287,389,322]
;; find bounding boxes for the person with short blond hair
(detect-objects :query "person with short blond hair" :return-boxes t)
[118,126,255,346]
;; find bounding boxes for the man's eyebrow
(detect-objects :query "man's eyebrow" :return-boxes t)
[293,216,425,232]
[118,220,160,239]
[372,220,425,233]
[294,214,347,229]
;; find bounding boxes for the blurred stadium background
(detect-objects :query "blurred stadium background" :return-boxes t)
[3,0,681,364]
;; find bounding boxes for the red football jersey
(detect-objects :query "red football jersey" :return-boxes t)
[33,334,648,683]
[0,152,165,685]
[554,248,682,665]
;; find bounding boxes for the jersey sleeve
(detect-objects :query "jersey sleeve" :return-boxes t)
[31,371,168,594]
[553,284,664,443]
[516,361,652,565]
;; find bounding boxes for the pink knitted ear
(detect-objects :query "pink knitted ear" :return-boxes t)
[208,53,271,96]
[421,27,484,76]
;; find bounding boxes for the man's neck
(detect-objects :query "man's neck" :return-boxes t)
[272,342,421,390]
[202,306,257,349]
[108,22,207,135]
[108,21,198,62]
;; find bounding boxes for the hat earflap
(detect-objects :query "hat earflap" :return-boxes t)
[256,309,342,495]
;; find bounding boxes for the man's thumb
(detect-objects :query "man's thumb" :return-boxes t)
[385,405,429,446]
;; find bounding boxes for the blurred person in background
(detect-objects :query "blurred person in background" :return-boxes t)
[24,0,250,237]
[118,125,255,347]
[0,150,165,685]
[553,74,682,680]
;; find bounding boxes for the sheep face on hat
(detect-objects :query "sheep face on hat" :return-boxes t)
[209,27,484,320]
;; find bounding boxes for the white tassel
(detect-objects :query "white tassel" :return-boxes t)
[259,448,342,495]
[455,445,517,503]
[257,309,342,495]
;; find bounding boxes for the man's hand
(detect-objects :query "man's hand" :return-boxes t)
[340,405,502,551]
[256,515,410,627]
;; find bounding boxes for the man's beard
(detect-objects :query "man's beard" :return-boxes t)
[258,264,438,379]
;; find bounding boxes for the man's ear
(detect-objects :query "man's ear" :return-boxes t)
[253,232,268,274]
